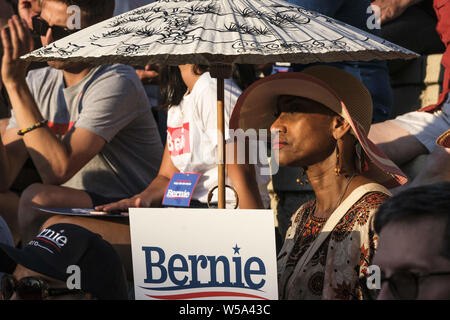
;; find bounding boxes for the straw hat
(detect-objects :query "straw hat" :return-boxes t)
[230,65,407,188]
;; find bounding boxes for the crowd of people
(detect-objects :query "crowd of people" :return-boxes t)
[0,0,449,300]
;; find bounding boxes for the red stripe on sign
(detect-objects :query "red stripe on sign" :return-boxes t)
[146,291,268,300]
[34,237,61,252]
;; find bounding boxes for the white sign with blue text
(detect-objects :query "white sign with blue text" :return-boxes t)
[129,209,278,300]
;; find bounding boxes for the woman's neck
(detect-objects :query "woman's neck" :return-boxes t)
[307,166,355,217]
[304,144,372,219]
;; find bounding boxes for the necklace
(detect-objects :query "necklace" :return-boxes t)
[282,173,357,299]
[293,172,357,238]
[312,172,357,219]
[289,172,358,246]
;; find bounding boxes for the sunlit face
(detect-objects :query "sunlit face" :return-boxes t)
[373,216,450,300]
[39,0,80,70]
[270,95,336,167]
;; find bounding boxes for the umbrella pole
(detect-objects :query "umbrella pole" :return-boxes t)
[217,77,226,209]
[210,64,233,209]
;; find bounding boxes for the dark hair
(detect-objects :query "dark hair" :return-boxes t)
[159,64,257,110]
[374,182,450,260]
[41,0,115,26]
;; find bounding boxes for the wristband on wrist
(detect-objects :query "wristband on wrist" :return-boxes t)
[17,120,48,136]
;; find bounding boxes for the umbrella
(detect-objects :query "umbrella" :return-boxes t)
[23,0,419,208]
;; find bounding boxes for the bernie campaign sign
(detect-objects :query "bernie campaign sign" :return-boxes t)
[129,209,278,300]
[162,173,201,207]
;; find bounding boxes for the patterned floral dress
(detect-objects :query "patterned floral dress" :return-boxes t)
[277,190,390,300]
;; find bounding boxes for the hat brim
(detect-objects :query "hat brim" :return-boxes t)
[230,72,408,188]
[230,72,344,132]
[0,243,66,281]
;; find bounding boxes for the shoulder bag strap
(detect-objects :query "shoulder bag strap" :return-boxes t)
[292,183,391,276]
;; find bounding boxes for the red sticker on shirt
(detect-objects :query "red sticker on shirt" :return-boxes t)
[47,121,75,138]
[167,122,190,156]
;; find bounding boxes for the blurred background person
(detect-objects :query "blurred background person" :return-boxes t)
[284,0,394,123]
[366,182,450,300]
[369,0,450,190]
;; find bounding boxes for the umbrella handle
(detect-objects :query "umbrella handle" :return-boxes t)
[207,185,239,209]
[210,64,233,209]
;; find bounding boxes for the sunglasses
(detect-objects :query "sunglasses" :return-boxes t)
[32,16,78,41]
[1,274,84,300]
[361,270,450,300]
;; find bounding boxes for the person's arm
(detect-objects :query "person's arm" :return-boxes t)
[1,17,106,185]
[372,0,424,24]
[95,144,179,211]
[135,64,159,85]
[0,126,29,191]
[226,140,264,209]
[5,77,105,185]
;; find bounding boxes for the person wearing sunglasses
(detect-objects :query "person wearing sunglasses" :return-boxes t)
[0,223,128,300]
[31,14,78,42]
[363,182,450,300]
[0,0,164,252]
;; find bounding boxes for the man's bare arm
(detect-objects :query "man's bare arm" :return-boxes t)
[226,141,264,209]
[5,80,105,184]
[1,17,106,185]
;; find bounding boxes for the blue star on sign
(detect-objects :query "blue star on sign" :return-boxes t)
[233,244,241,255]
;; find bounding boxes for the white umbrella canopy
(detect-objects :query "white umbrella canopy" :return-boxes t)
[22,0,418,65]
[21,0,419,209]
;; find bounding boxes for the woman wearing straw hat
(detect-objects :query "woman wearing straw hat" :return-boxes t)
[230,65,408,300]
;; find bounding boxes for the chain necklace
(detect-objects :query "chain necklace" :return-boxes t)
[282,172,357,299]
[292,172,358,242]
[312,172,357,219]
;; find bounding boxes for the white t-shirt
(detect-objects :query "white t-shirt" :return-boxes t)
[167,72,270,207]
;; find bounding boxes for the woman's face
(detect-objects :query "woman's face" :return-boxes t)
[270,95,337,167]
[178,64,194,86]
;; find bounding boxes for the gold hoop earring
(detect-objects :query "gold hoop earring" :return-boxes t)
[335,142,344,176]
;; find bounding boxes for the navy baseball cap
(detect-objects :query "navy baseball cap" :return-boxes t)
[0,223,128,300]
